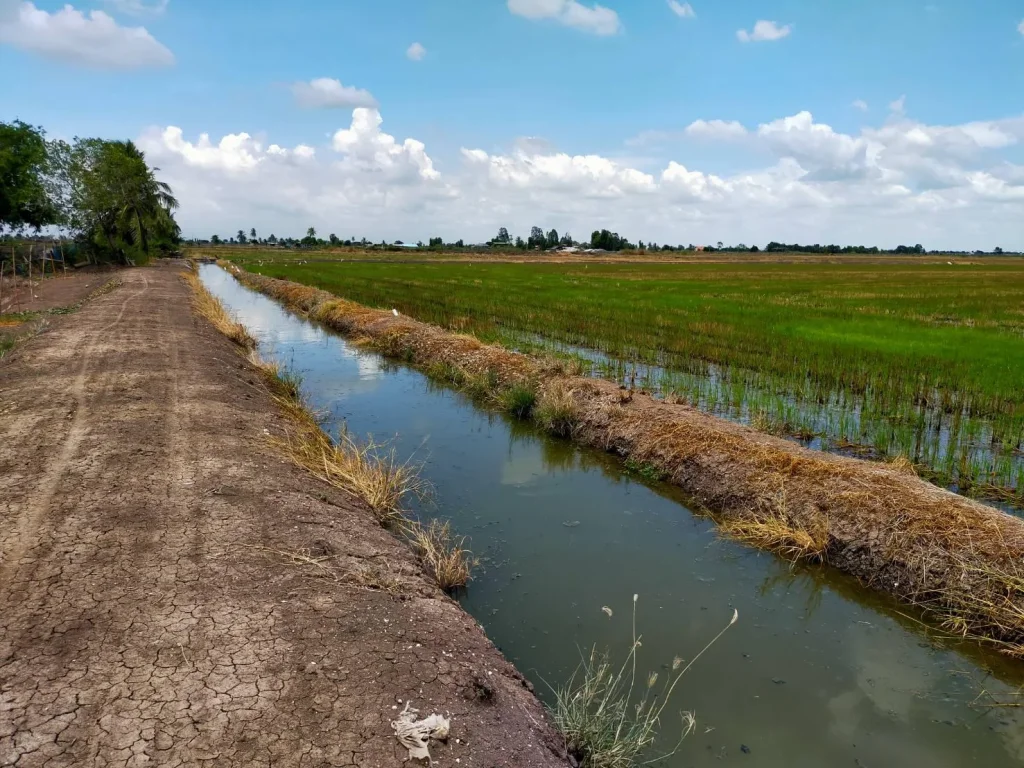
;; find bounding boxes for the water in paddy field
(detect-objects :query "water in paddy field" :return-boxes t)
[200,265,1024,767]
[505,330,1024,513]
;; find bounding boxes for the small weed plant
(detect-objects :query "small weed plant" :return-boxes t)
[550,595,738,768]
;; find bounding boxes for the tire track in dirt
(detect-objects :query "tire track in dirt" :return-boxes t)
[0,274,149,582]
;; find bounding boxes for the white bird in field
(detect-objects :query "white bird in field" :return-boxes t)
[392,309,399,316]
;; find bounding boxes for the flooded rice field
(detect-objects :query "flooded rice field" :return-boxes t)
[201,264,1024,767]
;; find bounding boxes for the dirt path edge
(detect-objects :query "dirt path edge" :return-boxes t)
[0,263,571,768]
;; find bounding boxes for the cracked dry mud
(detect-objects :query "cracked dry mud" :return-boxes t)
[0,262,568,767]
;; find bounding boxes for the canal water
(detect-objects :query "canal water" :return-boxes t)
[200,264,1024,767]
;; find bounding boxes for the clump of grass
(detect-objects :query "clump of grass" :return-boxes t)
[410,519,478,592]
[271,408,425,528]
[623,458,667,483]
[425,359,467,387]
[183,270,255,348]
[465,367,500,400]
[550,595,737,768]
[719,514,828,563]
[497,381,539,418]
[535,381,581,437]
[888,454,918,476]
[750,410,785,436]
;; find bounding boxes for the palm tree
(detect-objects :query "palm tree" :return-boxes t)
[307,226,316,239]
[113,142,178,260]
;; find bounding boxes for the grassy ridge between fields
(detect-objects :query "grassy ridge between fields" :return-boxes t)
[221,252,1024,503]
[222,260,1024,659]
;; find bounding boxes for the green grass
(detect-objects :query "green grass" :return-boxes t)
[220,250,1024,503]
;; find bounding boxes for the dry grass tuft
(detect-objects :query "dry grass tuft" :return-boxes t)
[719,487,829,562]
[719,514,828,563]
[888,454,918,476]
[183,269,255,348]
[269,400,425,528]
[535,381,581,437]
[410,519,478,592]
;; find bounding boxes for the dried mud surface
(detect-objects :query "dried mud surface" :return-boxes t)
[0,262,567,767]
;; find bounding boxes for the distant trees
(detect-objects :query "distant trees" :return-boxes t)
[210,234,221,245]
[527,226,545,250]
[267,233,277,244]
[590,229,633,251]
[492,227,511,245]
[236,229,247,244]
[329,233,340,246]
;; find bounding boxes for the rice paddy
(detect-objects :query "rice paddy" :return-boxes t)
[220,252,1024,506]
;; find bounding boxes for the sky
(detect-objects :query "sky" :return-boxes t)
[2,0,1023,249]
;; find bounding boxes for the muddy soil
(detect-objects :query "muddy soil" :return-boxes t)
[0,262,567,767]
[0,267,120,315]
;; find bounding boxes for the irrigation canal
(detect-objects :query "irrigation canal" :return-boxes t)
[200,264,1024,767]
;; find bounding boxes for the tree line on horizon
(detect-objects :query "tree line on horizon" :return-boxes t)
[190,224,1014,257]
[0,120,180,265]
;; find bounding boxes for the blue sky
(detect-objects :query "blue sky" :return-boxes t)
[3,0,1024,247]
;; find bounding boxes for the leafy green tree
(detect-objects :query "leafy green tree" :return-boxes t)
[64,139,179,264]
[493,227,511,245]
[250,227,257,242]
[329,233,340,246]
[307,226,316,239]
[0,120,60,233]
[268,234,277,244]
[237,229,247,244]
[545,228,559,248]
[211,234,221,245]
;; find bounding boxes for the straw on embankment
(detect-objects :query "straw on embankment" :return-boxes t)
[225,263,1024,657]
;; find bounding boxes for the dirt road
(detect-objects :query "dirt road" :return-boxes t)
[0,263,566,767]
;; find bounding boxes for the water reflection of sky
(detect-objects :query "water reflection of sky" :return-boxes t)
[200,265,1024,768]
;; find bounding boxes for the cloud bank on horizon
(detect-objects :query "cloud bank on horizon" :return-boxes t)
[3,0,1023,248]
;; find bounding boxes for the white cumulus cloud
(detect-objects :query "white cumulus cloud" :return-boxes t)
[137,106,1024,251]
[406,41,426,61]
[291,77,378,109]
[737,20,791,43]
[667,1,694,18]
[507,0,621,36]
[889,94,907,114]
[685,119,747,140]
[331,108,439,182]
[0,0,174,69]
